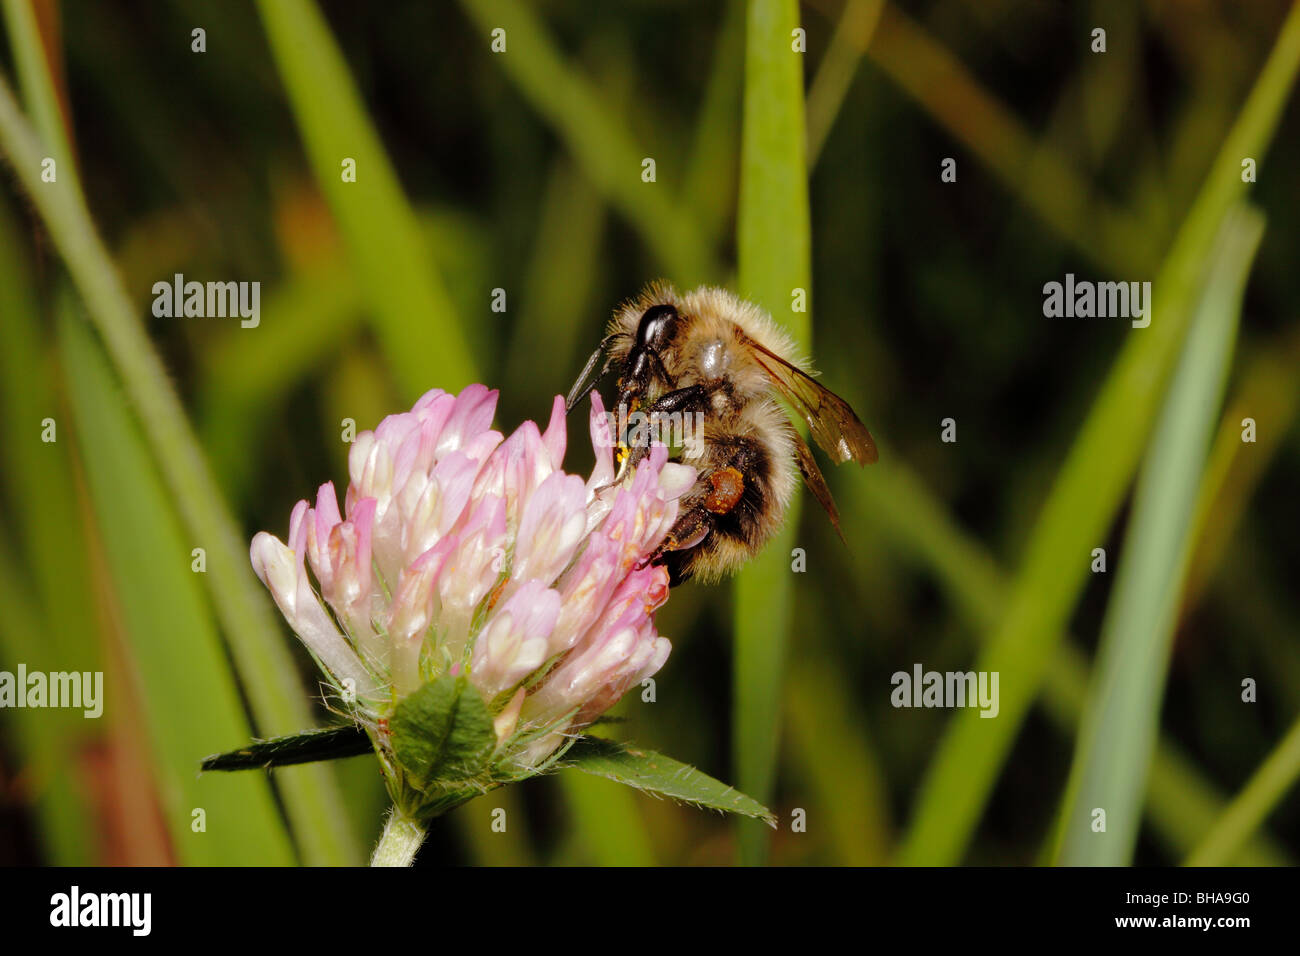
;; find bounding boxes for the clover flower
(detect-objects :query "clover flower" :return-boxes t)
[250,384,695,792]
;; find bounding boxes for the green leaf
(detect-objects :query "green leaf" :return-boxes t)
[389,675,497,789]
[564,736,777,827]
[202,725,373,773]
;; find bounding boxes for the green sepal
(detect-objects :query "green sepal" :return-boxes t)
[389,674,497,791]
[563,736,777,826]
[200,724,372,772]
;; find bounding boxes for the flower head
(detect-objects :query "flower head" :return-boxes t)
[251,385,694,784]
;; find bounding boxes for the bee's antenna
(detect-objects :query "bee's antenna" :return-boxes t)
[565,333,620,413]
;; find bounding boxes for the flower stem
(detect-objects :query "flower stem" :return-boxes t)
[371,807,427,867]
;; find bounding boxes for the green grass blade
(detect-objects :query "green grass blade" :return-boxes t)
[787,650,892,864]
[2,0,80,195]
[1145,736,1288,866]
[254,0,476,400]
[457,0,719,284]
[0,195,99,863]
[733,0,812,865]
[805,0,883,167]
[0,537,96,864]
[1184,335,1300,607]
[1,4,101,681]
[0,72,360,865]
[862,3,1157,274]
[897,4,1300,865]
[1186,714,1300,866]
[0,198,100,689]
[847,456,1287,865]
[1055,204,1263,866]
[59,304,296,865]
[684,0,746,244]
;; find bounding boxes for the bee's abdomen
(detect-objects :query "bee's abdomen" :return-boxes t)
[664,433,785,584]
[711,437,774,536]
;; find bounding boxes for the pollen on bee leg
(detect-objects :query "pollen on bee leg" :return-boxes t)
[704,466,745,514]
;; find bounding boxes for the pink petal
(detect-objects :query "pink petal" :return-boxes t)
[585,391,616,491]
[540,395,567,470]
[437,384,499,456]
[510,471,588,587]
[250,531,371,694]
[470,580,562,699]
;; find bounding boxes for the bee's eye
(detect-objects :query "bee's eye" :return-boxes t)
[637,304,677,348]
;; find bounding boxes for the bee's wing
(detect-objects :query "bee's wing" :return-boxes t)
[792,430,847,545]
[743,334,879,465]
[565,334,620,413]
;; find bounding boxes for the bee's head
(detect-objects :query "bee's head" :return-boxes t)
[635,303,678,351]
[616,303,678,413]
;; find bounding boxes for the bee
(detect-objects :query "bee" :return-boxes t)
[566,282,878,584]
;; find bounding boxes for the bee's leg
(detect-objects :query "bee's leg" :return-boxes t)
[640,501,714,568]
[644,383,712,413]
[622,383,712,473]
[644,429,776,583]
[639,465,746,568]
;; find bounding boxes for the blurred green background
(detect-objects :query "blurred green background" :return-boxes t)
[1,0,1298,866]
